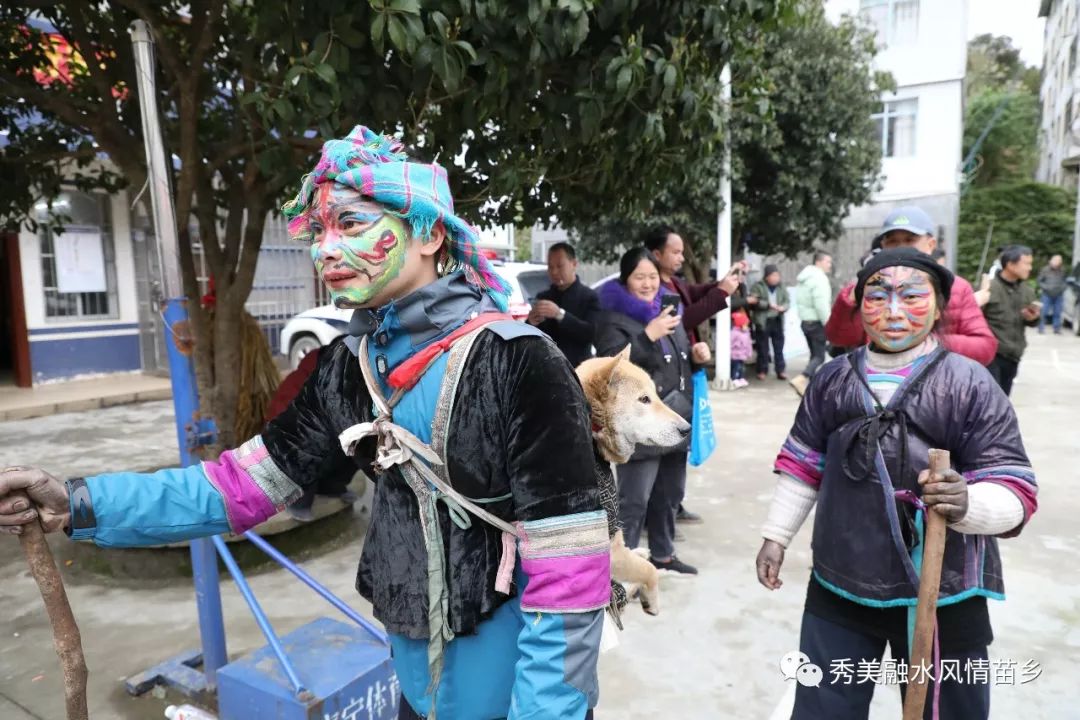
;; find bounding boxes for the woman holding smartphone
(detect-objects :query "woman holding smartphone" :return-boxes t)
[595,247,711,575]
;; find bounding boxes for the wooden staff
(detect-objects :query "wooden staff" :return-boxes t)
[15,491,89,720]
[902,448,950,720]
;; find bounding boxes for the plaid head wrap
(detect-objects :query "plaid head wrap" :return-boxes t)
[282,125,511,311]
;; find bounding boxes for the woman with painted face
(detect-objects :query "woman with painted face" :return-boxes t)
[594,248,711,576]
[0,127,611,720]
[754,248,1038,719]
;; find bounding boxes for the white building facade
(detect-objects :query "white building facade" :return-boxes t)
[825,0,968,266]
[1037,0,1080,264]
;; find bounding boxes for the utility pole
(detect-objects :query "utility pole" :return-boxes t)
[713,64,733,390]
[129,19,228,693]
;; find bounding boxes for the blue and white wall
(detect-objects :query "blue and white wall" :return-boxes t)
[18,192,142,384]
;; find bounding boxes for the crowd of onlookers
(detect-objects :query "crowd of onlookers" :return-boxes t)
[528,228,742,577]
[266,206,1070,569]
[521,205,1071,578]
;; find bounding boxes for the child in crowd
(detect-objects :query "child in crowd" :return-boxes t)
[731,309,753,388]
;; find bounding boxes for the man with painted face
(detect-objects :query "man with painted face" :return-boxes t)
[0,127,610,720]
[825,206,998,366]
[755,248,1038,719]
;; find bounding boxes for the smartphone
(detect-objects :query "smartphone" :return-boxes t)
[660,294,681,314]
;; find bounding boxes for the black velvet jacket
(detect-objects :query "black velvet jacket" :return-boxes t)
[261,296,600,639]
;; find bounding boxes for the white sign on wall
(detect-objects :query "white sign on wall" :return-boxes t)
[54,231,107,293]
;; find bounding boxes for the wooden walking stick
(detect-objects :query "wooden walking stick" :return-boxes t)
[902,448,950,720]
[14,491,89,720]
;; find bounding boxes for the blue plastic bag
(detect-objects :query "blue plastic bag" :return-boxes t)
[688,369,716,467]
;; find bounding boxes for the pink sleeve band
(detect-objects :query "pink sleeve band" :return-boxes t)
[202,436,302,533]
[963,466,1038,537]
[517,510,611,613]
[774,436,826,489]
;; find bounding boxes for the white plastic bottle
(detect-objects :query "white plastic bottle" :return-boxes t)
[164,705,218,720]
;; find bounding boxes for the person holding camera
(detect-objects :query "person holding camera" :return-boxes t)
[594,248,711,575]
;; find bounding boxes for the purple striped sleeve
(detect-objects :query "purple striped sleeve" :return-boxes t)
[202,436,303,534]
[517,510,611,613]
[963,465,1038,538]
[774,436,826,489]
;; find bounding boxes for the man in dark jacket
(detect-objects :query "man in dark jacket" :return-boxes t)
[644,224,743,343]
[983,244,1040,396]
[528,242,600,367]
[1037,254,1067,335]
[0,126,609,720]
[747,264,790,380]
[643,224,742,525]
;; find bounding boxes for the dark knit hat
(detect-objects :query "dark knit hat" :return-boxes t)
[855,247,954,305]
[763,264,780,277]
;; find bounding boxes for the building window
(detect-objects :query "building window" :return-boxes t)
[872,99,918,158]
[35,191,119,320]
[860,0,919,46]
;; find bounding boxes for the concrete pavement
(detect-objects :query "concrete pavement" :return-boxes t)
[1,334,1079,719]
[0,373,172,422]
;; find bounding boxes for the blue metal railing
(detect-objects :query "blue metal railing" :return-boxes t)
[241,531,389,646]
[211,536,310,698]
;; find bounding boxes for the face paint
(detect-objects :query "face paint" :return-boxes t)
[308,185,411,308]
[860,266,938,352]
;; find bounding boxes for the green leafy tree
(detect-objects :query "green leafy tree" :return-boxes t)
[963,89,1040,188]
[1,0,788,449]
[958,34,1045,273]
[568,1,890,273]
[966,33,1040,100]
[957,182,1075,281]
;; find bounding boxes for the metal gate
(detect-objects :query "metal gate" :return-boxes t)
[246,214,327,356]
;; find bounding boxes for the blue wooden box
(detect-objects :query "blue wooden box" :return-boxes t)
[217,617,398,720]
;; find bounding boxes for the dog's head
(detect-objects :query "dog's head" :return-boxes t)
[577,346,692,464]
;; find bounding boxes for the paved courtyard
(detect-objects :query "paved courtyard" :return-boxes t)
[1,334,1078,719]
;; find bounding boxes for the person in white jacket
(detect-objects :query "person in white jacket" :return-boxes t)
[790,251,834,396]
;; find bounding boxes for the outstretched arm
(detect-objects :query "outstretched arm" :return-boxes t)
[0,343,360,547]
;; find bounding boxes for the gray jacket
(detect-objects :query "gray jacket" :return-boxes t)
[1037,265,1067,298]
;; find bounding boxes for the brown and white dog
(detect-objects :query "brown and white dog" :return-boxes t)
[576,346,692,616]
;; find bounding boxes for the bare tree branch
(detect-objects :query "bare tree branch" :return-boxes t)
[0,76,99,128]
[0,147,99,165]
[190,0,225,76]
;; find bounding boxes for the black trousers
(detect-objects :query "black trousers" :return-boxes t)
[987,354,1019,397]
[791,612,990,720]
[617,451,687,560]
[756,317,787,375]
[800,321,828,378]
[399,700,595,719]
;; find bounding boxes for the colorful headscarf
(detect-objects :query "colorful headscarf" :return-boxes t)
[282,125,511,311]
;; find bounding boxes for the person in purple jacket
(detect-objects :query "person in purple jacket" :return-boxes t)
[755,247,1038,720]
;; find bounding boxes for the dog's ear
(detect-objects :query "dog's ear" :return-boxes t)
[602,345,632,387]
[595,353,621,388]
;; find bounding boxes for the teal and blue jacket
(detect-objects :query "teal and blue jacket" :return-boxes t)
[66,272,609,719]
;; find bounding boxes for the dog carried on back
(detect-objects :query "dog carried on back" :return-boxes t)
[576,346,692,621]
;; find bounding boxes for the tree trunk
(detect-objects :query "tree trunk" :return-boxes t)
[682,238,710,285]
[212,301,244,450]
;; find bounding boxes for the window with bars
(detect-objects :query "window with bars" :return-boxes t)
[36,192,119,320]
[860,0,919,47]
[871,99,918,158]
